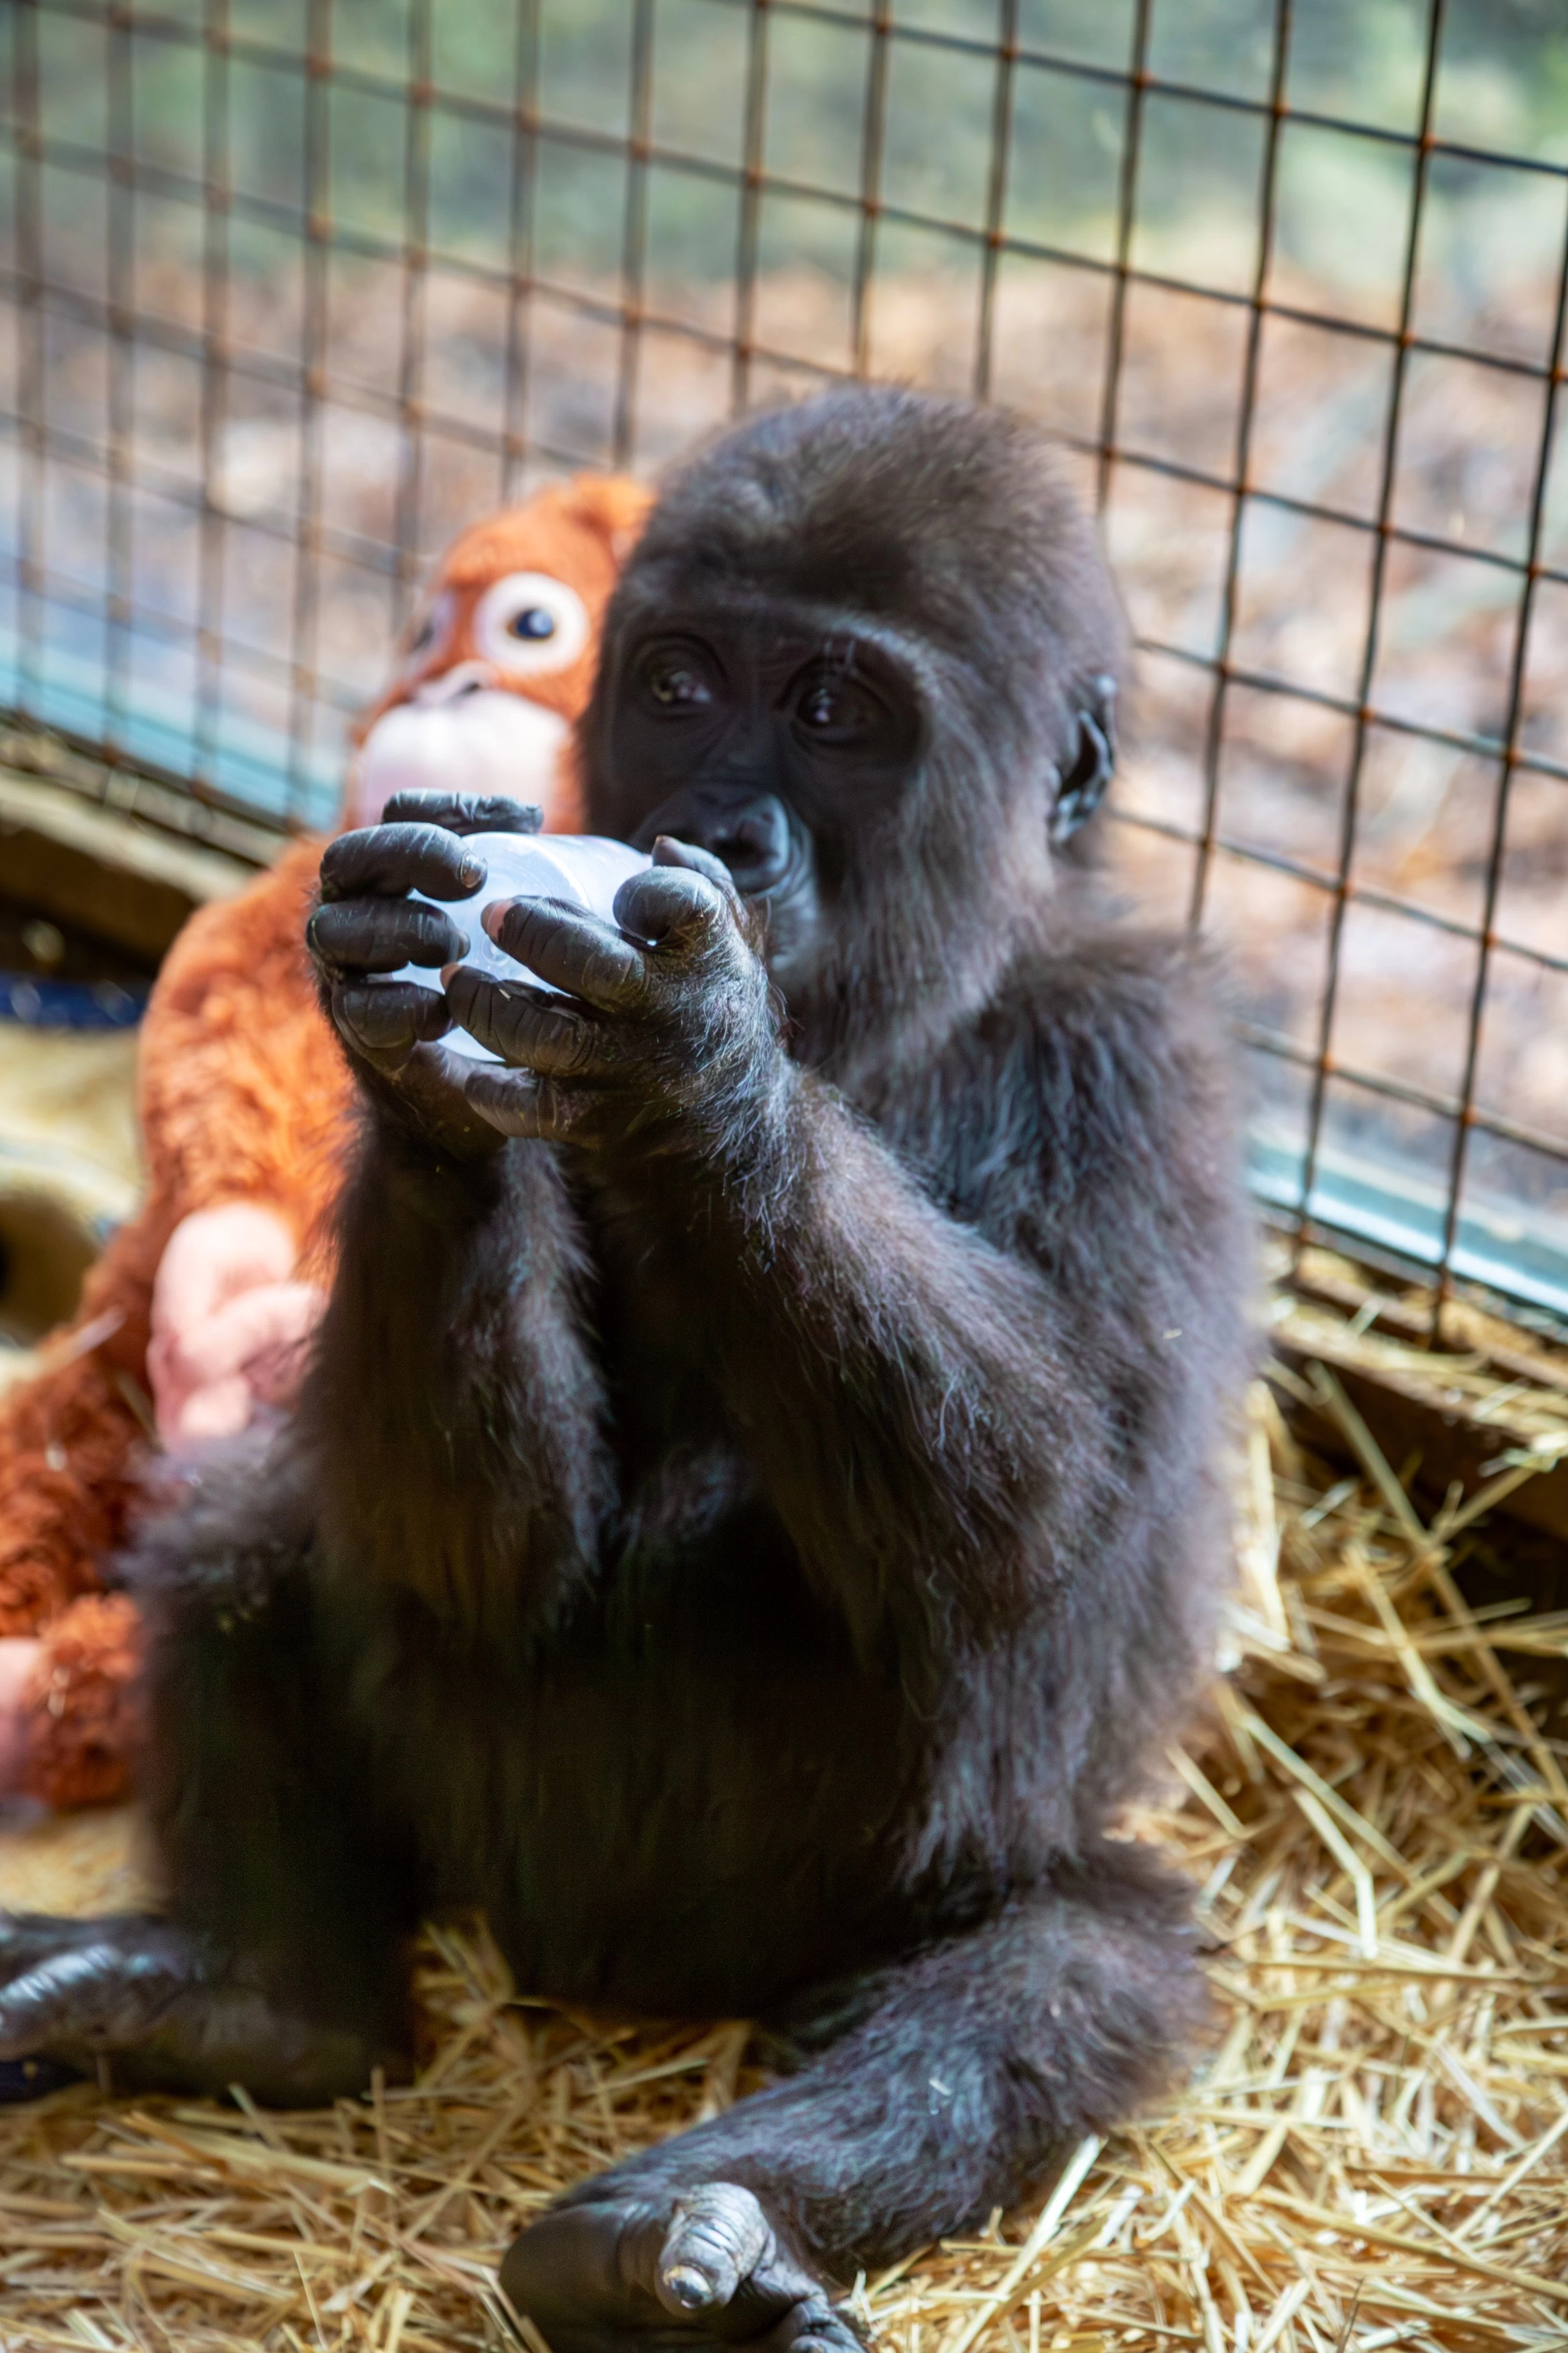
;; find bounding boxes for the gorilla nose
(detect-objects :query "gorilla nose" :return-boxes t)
[635,789,794,895]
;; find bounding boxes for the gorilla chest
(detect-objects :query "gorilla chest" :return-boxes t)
[360,1534,911,2013]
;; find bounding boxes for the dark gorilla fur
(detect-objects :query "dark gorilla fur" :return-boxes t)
[0,389,1251,2350]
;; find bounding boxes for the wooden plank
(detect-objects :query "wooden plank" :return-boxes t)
[0,769,255,961]
[1269,1332,1568,1542]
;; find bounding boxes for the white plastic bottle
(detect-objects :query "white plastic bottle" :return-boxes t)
[392,833,650,1063]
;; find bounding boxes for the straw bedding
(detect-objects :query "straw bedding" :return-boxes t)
[1,1276,1565,2352]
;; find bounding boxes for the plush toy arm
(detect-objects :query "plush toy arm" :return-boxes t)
[0,844,350,1805]
[137,839,354,1258]
[13,1592,142,1809]
[0,1200,169,1805]
[0,1203,167,1641]
[0,843,345,1631]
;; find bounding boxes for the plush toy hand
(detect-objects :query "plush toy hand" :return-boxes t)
[445,838,782,1156]
[148,1203,325,1447]
[307,790,544,1160]
[0,1638,43,1797]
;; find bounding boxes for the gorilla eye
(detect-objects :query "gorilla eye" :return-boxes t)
[800,685,845,731]
[791,670,880,747]
[473,571,591,679]
[640,652,715,712]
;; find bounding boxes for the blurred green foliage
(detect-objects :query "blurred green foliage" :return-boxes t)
[15,0,1568,299]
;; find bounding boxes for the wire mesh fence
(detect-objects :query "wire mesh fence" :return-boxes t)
[2,0,1567,1328]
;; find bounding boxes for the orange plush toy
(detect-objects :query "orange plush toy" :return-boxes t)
[0,473,650,1810]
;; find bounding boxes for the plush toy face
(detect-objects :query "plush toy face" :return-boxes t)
[345,475,652,835]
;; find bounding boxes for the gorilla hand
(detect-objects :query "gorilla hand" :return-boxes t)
[306,792,544,1159]
[448,838,784,1158]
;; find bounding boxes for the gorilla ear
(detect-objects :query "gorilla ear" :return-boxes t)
[1048,674,1118,846]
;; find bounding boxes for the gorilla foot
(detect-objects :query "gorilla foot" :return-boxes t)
[501,2182,860,2353]
[0,1912,200,2057]
[0,1912,385,2104]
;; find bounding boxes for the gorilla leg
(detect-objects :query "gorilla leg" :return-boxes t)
[0,1448,418,2103]
[501,1842,1205,2352]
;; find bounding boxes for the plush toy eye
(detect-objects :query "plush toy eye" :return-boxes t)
[404,589,455,668]
[473,572,591,678]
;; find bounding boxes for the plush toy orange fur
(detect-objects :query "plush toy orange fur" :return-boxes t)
[0,474,650,1809]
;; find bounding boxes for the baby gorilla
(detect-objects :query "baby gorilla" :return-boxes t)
[0,390,1250,2352]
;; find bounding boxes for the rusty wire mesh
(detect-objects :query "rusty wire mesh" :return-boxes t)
[1,0,1566,1326]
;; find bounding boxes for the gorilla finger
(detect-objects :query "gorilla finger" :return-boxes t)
[376,1042,511,1158]
[332,981,452,1060]
[613,865,735,956]
[309,897,468,974]
[654,2184,774,2317]
[463,1066,607,1144]
[652,832,746,911]
[443,970,616,1079]
[380,790,543,838]
[319,821,485,904]
[484,896,648,1009]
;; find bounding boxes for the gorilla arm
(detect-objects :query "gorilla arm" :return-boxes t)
[303,806,615,1638]
[447,855,1108,1681]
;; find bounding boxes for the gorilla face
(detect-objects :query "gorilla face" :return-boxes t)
[580,390,1127,1046]
[600,605,924,992]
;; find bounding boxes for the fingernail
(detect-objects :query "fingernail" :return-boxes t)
[482,897,517,940]
[662,2264,718,2310]
[459,855,484,889]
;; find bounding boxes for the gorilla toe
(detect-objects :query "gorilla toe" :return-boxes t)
[501,2184,860,2352]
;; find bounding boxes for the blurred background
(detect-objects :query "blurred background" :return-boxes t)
[2,0,1567,1324]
